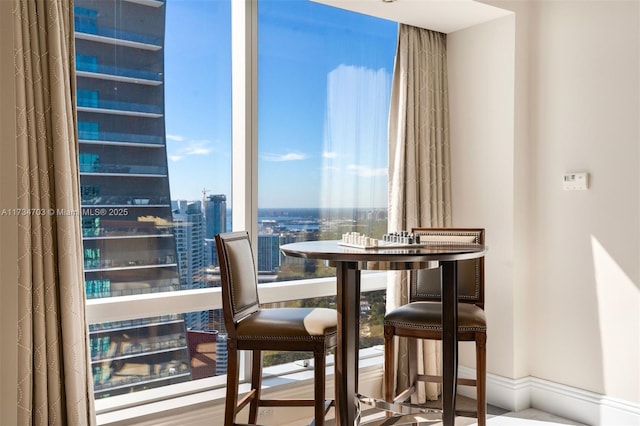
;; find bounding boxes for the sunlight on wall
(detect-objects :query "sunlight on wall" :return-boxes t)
[590,235,640,399]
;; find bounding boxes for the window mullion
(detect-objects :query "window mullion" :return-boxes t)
[231,0,258,382]
[231,0,258,246]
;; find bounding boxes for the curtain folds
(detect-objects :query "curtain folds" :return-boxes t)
[386,24,452,402]
[13,0,95,424]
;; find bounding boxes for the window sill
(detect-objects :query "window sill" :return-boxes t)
[96,347,384,426]
[91,273,388,424]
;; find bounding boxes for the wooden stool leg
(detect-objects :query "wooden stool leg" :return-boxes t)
[248,350,263,423]
[407,337,419,405]
[314,349,326,426]
[384,326,395,403]
[225,342,240,426]
[476,333,487,426]
[383,327,397,419]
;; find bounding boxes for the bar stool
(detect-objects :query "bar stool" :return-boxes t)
[215,231,337,425]
[383,228,487,425]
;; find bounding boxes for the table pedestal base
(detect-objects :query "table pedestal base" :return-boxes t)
[355,394,443,425]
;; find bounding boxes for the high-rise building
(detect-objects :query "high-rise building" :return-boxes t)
[215,333,228,376]
[204,237,216,267]
[75,0,192,398]
[172,201,208,330]
[204,194,227,266]
[257,233,281,273]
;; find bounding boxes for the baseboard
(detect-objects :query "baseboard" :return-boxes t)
[458,366,640,426]
[457,365,532,412]
[529,377,640,426]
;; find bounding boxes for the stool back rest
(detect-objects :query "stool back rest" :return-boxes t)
[215,231,260,334]
[410,228,485,308]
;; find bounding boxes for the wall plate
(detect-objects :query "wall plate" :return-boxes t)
[563,172,588,190]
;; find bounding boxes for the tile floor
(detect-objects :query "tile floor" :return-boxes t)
[478,409,587,425]
[279,395,586,425]
[352,394,587,426]
[355,406,586,425]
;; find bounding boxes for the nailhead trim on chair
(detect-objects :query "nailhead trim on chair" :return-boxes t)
[237,333,336,342]
[384,320,486,332]
[412,229,482,301]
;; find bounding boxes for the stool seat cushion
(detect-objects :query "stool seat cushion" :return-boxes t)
[236,307,337,341]
[384,301,486,333]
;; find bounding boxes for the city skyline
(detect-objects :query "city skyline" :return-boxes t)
[163,0,397,208]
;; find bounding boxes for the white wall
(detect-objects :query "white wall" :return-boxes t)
[447,14,519,380]
[527,0,639,404]
[449,0,640,409]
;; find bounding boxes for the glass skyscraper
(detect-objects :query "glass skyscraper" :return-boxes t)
[257,233,281,273]
[172,200,210,331]
[204,194,227,266]
[204,194,227,237]
[75,0,192,398]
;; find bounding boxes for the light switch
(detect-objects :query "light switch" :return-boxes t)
[563,172,589,190]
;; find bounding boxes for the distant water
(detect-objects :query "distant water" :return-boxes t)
[259,208,321,231]
[225,207,386,232]
[258,208,321,219]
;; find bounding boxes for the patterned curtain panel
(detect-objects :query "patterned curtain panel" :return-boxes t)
[13,0,95,424]
[386,24,452,402]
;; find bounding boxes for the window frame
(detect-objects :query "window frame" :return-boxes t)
[231,0,258,243]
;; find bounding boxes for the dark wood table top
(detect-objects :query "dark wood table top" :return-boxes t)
[281,239,487,270]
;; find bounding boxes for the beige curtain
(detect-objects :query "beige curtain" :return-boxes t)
[13,0,95,424]
[386,24,452,402]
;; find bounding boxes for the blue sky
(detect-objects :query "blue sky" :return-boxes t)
[164,0,397,208]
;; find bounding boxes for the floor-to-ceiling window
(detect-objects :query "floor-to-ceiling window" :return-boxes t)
[257,0,397,366]
[77,0,398,416]
[164,0,233,383]
[76,0,191,399]
[77,0,233,401]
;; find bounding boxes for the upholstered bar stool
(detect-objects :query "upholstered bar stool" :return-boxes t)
[215,231,337,426]
[383,228,487,426]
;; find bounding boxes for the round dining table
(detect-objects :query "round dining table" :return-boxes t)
[280,239,487,426]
